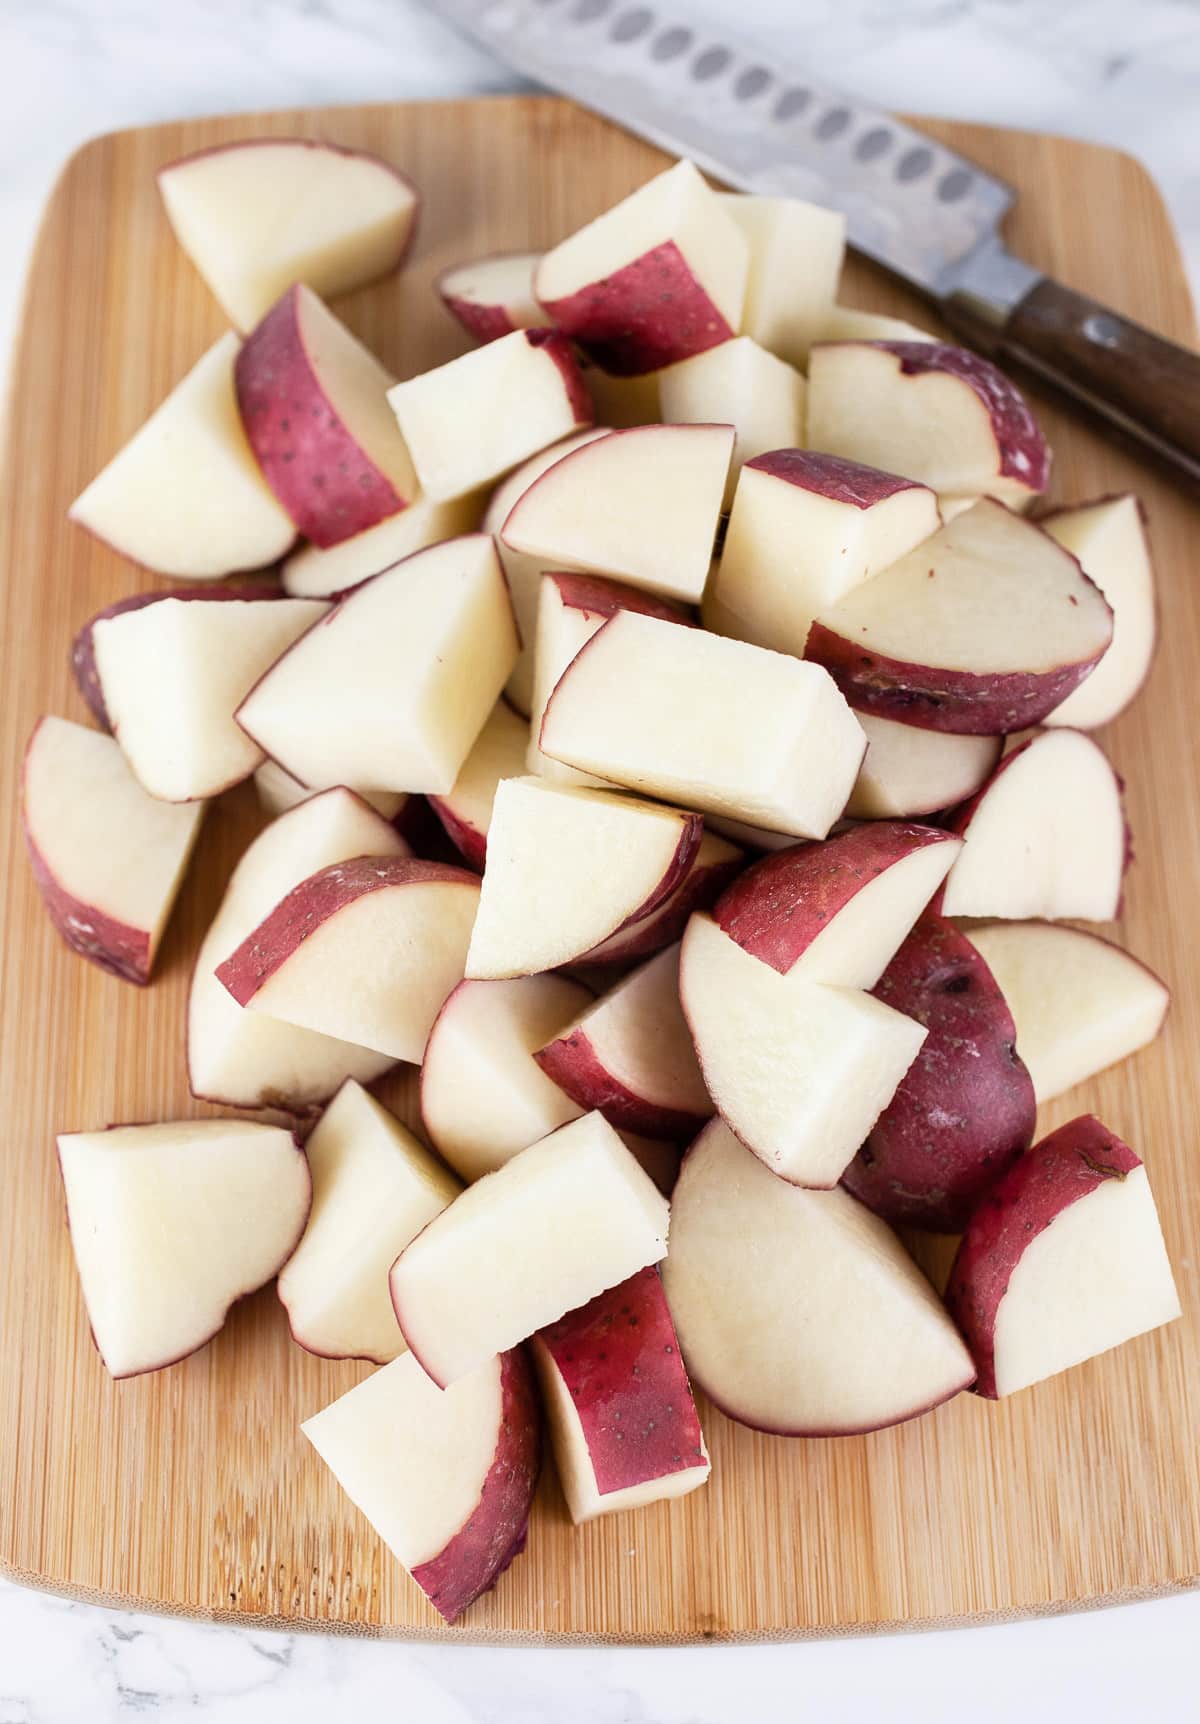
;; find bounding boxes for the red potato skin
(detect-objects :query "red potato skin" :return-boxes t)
[214,854,478,1006]
[541,569,693,628]
[746,448,930,506]
[533,1031,712,1143]
[441,296,518,344]
[583,840,745,964]
[71,584,285,730]
[61,1124,311,1379]
[538,239,735,376]
[523,328,595,427]
[872,342,1050,494]
[26,837,152,985]
[409,1348,542,1624]
[424,796,487,872]
[235,285,411,548]
[711,821,955,975]
[943,1115,1142,1398]
[803,618,1107,736]
[601,814,704,944]
[535,1267,705,1495]
[842,911,1035,1232]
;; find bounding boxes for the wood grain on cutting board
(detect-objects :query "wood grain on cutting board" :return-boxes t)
[0,96,1197,1643]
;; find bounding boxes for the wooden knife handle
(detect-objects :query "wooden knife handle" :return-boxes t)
[945,277,1200,490]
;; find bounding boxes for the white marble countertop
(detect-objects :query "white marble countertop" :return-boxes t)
[1,0,1199,1717]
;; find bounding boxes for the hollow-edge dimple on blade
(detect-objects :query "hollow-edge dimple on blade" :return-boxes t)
[424,0,1016,296]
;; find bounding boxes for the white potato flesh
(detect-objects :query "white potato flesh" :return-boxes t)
[159,140,417,331]
[680,913,926,1187]
[282,492,483,598]
[68,334,295,579]
[389,1112,670,1386]
[846,715,1001,819]
[242,872,479,1062]
[992,1168,1180,1397]
[661,1120,974,1433]
[819,304,938,343]
[525,573,624,789]
[421,975,592,1181]
[429,700,529,857]
[539,610,866,838]
[710,460,941,656]
[940,730,1126,921]
[718,194,845,365]
[584,366,663,429]
[58,1121,309,1379]
[483,429,612,716]
[657,337,806,505]
[236,535,518,796]
[94,596,327,801]
[964,922,1169,1103]
[387,330,588,501]
[187,789,407,1110]
[465,777,697,979]
[815,500,1112,675]
[302,1350,505,1568]
[552,944,711,1116]
[1042,495,1157,728]
[537,160,748,331]
[25,718,204,967]
[501,424,735,605]
[293,287,417,501]
[253,759,406,822]
[277,1081,460,1363]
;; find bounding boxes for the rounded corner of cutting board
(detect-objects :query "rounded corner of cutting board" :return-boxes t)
[0,96,1198,1643]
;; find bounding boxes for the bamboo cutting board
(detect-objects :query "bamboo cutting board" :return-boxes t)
[0,95,1198,1644]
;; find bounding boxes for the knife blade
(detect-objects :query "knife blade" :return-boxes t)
[423,0,1200,489]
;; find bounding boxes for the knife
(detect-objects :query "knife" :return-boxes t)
[424,0,1200,489]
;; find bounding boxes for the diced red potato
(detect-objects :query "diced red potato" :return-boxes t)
[427,700,528,869]
[303,1348,540,1624]
[619,1133,682,1197]
[536,161,748,375]
[718,193,845,366]
[842,911,1036,1232]
[387,329,592,502]
[806,340,1050,508]
[535,945,712,1141]
[805,499,1115,734]
[944,1116,1180,1398]
[845,714,1002,820]
[710,821,960,989]
[68,334,296,579]
[963,922,1169,1103]
[679,912,927,1189]
[662,1119,975,1435]
[702,815,798,854]
[501,423,734,606]
[281,491,484,599]
[657,338,805,505]
[1040,494,1157,729]
[85,593,328,802]
[253,759,406,824]
[420,974,593,1183]
[527,570,692,788]
[539,610,867,839]
[277,1080,460,1363]
[236,535,519,797]
[158,138,419,332]
[438,250,550,342]
[235,285,417,547]
[483,429,613,716]
[187,788,410,1112]
[582,828,744,964]
[464,777,701,979]
[58,1120,310,1380]
[23,717,205,986]
[216,855,479,1063]
[940,729,1128,921]
[706,451,941,658]
[532,1268,710,1523]
[388,1111,670,1388]
[579,363,663,429]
